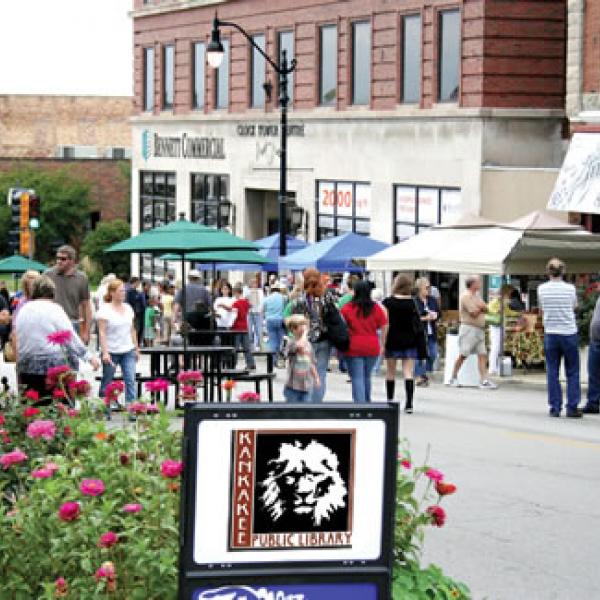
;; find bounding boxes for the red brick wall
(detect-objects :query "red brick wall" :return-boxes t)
[583,0,600,94]
[0,159,130,222]
[132,0,566,113]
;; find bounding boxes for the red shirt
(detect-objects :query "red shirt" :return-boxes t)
[231,298,250,332]
[341,302,387,357]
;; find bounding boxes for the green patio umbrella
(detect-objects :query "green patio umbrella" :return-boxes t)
[159,249,269,265]
[105,216,258,349]
[0,255,48,274]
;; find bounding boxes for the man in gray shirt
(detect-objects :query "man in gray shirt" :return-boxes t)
[45,245,92,344]
[173,269,211,328]
[583,293,600,414]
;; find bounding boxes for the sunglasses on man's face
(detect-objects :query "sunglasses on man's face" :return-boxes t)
[56,256,70,261]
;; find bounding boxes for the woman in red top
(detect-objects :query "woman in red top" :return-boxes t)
[341,280,388,403]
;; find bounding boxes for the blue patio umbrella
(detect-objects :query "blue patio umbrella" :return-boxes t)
[279,232,389,272]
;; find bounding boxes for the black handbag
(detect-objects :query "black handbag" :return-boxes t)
[412,299,429,361]
[323,299,350,352]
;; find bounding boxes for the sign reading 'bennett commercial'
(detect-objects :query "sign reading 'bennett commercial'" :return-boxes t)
[141,129,225,160]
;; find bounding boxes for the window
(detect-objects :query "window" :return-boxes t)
[393,184,462,242]
[316,180,370,239]
[139,171,176,279]
[352,22,371,105]
[251,34,266,107]
[111,147,126,159]
[215,39,230,109]
[163,45,174,109]
[278,30,294,104]
[193,42,205,109]
[319,25,337,105]
[402,14,421,103]
[191,174,230,228]
[438,9,460,102]
[143,47,155,111]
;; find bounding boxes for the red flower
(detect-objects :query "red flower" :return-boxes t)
[80,479,105,497]
[63,426,72,437]
[119,453,130,465]
[238,391,261,403]
[400,459,412,470]
[0,415,4,426]
[425,468,444,483]
[23,407,41,419]
[53,389,67,401]
[180,385,197,399]
[177,370,203,383]
[98,531,118,548]
[68,380,90,396]
[160,459,183,478]
[23,389,39,403]
[144,378,169,393]
[46,365,73,387]
[46,330,73,345]
[436,482,457,496]
[0,449,28,469]
[55,577,68,597]
[58,501,81,521]
[426,505,446,527]
[105,380,125,397]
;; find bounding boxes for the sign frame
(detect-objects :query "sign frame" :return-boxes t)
[178,404,398,599]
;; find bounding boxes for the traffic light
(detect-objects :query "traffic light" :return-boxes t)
[7,188,21,255]
[29,194,40,229]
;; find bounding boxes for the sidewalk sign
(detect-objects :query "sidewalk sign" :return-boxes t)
[178,404,399,599]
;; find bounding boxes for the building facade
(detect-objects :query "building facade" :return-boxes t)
[131,0,567,280]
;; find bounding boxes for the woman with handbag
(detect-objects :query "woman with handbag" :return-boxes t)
[341,280,388,403]
[414,277,440,387]
[381,274,426,413]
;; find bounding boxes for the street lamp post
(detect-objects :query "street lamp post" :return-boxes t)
[207,15,297,257]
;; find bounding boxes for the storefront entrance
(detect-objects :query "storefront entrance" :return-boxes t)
[244,188,296,241]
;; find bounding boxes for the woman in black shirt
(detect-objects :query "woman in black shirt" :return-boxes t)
[381,274,420,413]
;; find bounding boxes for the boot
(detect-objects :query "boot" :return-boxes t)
[404,379,414,413]
[385,379,395,402]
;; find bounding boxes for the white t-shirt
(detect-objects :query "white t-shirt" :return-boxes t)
[537,280,577,335]
[213,296,237,329]
[96,302,136,353]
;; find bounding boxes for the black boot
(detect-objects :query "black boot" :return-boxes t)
[404,379,414,413]
[385,379,395,402]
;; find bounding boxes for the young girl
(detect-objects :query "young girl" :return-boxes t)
[283,315,320,403]
[143,296,161,347]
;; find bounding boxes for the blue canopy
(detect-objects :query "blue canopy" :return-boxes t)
[279,232,390,272]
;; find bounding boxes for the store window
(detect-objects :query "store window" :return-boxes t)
[393,185,461,242]
[215,39,230,109]
[251,34,266,107]
[402,14,421,103]
[139,171,176,279]
[193,42,205,109]
[319,25,337,105]
[278,30,294,104]
[352,21,371,105]
[143,47,154,111]
[191,173,230,228]
[438,9,460,102]
[163,45,174,110]
[316,180,371,240]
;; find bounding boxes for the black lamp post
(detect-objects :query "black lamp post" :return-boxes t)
[207,14,297,257]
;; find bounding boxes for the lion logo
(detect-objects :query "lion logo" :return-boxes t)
[259,440,348,527]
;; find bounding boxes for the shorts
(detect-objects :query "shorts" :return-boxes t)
[459,324,486,356]
[385,347,418,359]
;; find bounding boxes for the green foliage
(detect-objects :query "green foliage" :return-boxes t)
[576,287,599,347]
[81,220,131,279]
[0,163,91,261]
[393,562,471,600]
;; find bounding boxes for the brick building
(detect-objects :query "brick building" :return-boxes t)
[131,0,567,280]
[0,94,133,224]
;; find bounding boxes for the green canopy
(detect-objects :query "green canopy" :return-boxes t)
[105,219,257,254]
[159,250,269,264]
[0,255,48,274]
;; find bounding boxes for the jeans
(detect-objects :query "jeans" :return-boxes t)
[544,333,580,413]
[99,349,137,403]
[266,318,284,356]
[311,340,331,403]
[233,332,256,369]
[415,336,438,377]
[284,386,311,403]
[587,340,600,408]
[248,312,263,349]
[346,355,378,403]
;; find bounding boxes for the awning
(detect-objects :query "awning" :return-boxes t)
[547,132,600,214]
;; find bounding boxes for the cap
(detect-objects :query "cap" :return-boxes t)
[188,269,201,279]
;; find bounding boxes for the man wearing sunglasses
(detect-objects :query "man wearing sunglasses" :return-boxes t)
[45,245,92,344]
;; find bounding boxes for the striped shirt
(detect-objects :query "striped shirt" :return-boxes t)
[537,280,577,335]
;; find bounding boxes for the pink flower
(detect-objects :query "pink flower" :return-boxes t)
[177,370,203,383]
[31,467,54,479]
[67,408,79,418]
[127,401,159,415]
[45,462,60,474]
[68,380,90,396]
[94,560,116,581]
[80,479,105,497]
[0,449,28,469]
[55,577,68,597]
[52,389,67,401]
[122,503,142,513]
[26,419,57,441]
[47,329,73,345]
[238,391,260,403]
[401,459,412,470]
[23,407,41,418]
[160,459,183,479]
[426,505,446,527]
[23,389,39,402]
[98,531,118,548]
[0,415,4,425]
[144,378,169,393]
[180,385,197,399]
[58,501,81,521]
[425,468,444,483]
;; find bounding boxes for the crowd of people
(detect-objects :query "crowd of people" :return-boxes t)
[1,245,598,418]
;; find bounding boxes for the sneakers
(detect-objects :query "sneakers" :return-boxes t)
[416,376,429,387]
[447,378,460,387]
[549,410,560,418]
[566,408,584,418]
[582,404,600,414]
[479,380,498,390]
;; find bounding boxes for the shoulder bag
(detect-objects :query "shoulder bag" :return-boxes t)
[322,297,350,352]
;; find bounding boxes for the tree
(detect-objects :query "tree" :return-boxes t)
[0,163,91,261]
[80,219,131,279]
